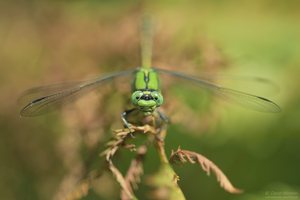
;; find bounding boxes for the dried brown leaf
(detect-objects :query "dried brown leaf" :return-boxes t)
[121,146,147,200]
[108,160,136,199]
[101,126,155,200]
[170,147,243,194]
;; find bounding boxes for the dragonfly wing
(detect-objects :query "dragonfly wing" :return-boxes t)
[19,69,136,117]
[155,68,281,113]
[213,87,281,112]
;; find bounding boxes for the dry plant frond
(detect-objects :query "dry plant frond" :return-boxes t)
[108,159,137,200]
[100,125,158,200]
[170,147,243,194]
[101,128,137,200]
[101,125,156,161]
[121,145,147,200]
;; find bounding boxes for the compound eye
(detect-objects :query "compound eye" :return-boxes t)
[131,91,144,105]
[152,92,157,97]
[135,91,143,98]
[151,91,163,106]
[151,92,160,101]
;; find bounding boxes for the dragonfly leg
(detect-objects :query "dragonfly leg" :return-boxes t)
[155,109,169,141]
[157,109,170,124]
[121,108,136,131]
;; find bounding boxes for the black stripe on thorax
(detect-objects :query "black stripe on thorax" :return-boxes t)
[143,71,150,89]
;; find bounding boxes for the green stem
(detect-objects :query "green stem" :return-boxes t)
[151,137,186,200]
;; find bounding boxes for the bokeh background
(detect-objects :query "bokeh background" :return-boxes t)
[1,0,299,200]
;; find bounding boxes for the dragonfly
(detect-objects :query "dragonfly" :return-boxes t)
[19,17,281,128]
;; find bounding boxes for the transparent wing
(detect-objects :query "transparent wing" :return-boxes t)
[155,68,281,113]
[19,69,136,117]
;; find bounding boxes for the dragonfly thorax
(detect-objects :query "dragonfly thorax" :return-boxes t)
[131,90,163,115]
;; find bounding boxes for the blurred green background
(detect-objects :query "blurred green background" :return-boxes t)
[1,0,300,200]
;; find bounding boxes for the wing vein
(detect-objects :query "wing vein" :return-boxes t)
[20,69,136,116]
[155,68,280,113]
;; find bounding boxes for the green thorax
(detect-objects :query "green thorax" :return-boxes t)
[133,68,160,91]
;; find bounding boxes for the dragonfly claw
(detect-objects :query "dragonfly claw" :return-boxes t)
[124,123,134,133]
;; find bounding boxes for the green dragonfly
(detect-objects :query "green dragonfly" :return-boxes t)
[19,17,281,128]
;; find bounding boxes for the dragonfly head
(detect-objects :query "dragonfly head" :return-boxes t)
[131,90,163,115]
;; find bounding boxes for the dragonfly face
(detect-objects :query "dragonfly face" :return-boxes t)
[131,68,164,115]
[131,90,163,115]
